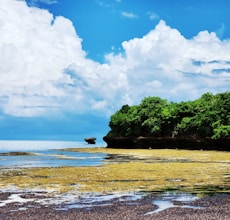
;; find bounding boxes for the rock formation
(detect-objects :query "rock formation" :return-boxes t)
[84,137,96,144]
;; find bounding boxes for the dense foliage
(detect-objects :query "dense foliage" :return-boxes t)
[106,92,230,139]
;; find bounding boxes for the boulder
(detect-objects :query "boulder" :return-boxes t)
[84,137,96,144]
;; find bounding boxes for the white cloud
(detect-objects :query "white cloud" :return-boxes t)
[0,0,88,116]
[107,20,230,101]
[1,1,230,118]
[27,0,58,6]
[121,11,138,19]
[148,12,159,21]
[215,23,226,39]
[97,0,122,8]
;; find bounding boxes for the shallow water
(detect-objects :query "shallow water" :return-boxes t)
[56,192,143,210]
[144,193,202,215]
[0,190,203,214]
[0,140,106,168]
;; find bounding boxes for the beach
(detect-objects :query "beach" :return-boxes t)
[0,145,229,219]
[0,191,229,220]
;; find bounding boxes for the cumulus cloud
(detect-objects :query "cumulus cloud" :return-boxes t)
[0,0,130,117]
[1,0,230,119]
[0,0,88,116]
[106,20,230,101]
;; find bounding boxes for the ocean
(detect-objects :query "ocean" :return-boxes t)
[0,140,106,168]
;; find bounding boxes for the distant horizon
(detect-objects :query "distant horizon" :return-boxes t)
[0,139,107,152]
[0,133,108,143]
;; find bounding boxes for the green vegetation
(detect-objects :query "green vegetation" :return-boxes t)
[106,92,230,140]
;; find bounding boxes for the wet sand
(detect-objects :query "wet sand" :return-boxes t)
[0,192,229,220]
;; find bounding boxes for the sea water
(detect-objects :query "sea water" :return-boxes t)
[0,140,106,168]
[0,140,106,152]
[0,141,204,212]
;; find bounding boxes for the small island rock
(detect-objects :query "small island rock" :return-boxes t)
[84,137,96,144]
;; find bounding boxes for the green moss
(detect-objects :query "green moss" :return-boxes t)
[0,149,229,195]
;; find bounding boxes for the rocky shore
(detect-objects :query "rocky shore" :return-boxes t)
[103,136,230,151]
[0,192,229,220]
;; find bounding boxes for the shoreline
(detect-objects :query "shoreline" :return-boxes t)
[1,147,229,219]
[0,191,229,220]
[1,148,229,195]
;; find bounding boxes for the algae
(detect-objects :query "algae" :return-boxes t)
[0,148,229,195]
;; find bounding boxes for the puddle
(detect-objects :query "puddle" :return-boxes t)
[0,190,206,214]
[54,192,143,210]
[144,193,203,215]
[0,193,35,207]
[0,190,204,214]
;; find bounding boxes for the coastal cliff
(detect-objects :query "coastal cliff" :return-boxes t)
[103,136,230,151]
[104,92,230,151]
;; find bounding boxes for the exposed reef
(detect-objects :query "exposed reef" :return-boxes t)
[0,152,37,156]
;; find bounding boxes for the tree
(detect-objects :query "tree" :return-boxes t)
[138,97,167,136]
[106,92,230,140]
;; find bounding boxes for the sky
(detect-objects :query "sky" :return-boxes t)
[0,0,230,141]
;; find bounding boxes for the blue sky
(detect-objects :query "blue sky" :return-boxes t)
[26,0,230,62]
[0,0,230,141]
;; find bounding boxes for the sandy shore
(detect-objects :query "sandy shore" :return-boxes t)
[0,192,229,220]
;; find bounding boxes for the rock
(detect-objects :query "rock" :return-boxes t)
[84,137,96,144]
[0,152,37,156]
[103,136,230,151]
